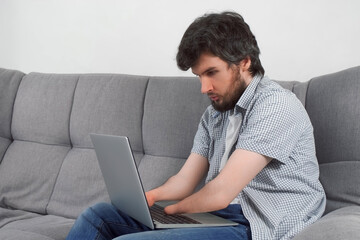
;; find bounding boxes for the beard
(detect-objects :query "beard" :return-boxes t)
[209,70,247,112]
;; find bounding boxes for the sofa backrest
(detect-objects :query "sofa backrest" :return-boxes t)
[140,76,209,191]
[304,66,360,214]
[0,69,24,161]
[0,72,150,218]
[277,66,360,214]
[0,66,359,219]
[0,71,210,219]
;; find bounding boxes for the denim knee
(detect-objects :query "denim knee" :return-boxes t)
[90,202,114,212]
[66,202,115,240]
[78,202,113,220]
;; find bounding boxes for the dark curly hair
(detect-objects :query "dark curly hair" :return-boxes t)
[176,11,264,77]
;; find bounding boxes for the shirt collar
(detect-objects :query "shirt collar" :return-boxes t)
[235,74,263,112]
[211,74,263,118]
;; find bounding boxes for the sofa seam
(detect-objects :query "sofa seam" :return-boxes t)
[8,71,25,142]
[7,139,71,148]
[319,160,359,166]
[0,227,55,240]
[67,75,80,148]
[44,146,73,214]
[44,75,80,214]
[0,137,12,164]
[141,152,188,160]
[0,71,23,164]
[140,77,150,157]
[304,78,312,109]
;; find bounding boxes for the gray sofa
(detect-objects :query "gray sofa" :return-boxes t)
[0,66,359,240]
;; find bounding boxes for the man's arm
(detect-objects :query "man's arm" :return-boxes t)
[145,152,209,207]
[164,148,271,214]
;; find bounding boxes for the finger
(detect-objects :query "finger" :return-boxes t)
[145,192,155,207]
[164,204,177,215]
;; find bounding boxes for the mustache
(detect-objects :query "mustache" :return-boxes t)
[207,93,218,97]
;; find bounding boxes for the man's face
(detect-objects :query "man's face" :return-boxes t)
[192,52,250,112]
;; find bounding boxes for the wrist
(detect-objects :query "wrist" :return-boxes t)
[145,190,158,207]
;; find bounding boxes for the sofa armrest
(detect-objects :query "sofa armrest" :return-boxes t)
[293,206,360,240]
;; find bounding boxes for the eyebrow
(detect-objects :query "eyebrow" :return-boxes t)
[192,67,217,76]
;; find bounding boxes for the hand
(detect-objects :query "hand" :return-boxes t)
[145,191,156,207]
[164,203,182,215]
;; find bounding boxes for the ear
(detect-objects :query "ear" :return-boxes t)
[239,57,251,73]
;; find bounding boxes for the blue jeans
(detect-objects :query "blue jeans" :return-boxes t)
[66,202,251,240]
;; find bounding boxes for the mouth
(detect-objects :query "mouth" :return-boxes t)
[208,94,219,102]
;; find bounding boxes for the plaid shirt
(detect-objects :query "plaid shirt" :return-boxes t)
[191,75,326,239]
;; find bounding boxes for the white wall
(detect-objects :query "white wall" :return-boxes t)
[0,0,359,82]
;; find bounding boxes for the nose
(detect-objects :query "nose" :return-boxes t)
[200,77,213,94]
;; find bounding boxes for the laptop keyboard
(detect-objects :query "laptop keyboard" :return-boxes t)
[150,204,201,224]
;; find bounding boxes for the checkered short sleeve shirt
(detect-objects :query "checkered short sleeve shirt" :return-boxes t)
[191,75,326,240]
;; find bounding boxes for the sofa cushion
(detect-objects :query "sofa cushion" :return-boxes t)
[292,81,309,106]
[11,73,79,145]
[69,74,149,151]
[0,207,41,228]
[0,72,79,213]
[293,206,360,240]
[0,138,11,164]
[0,68,24,139]
[1,214,74,240]
[0,230,54,240]
[275,80,309,106]
[0,141,70,212]
[142,76,209,159]
[275,80,296,91]
[305,66,360,214]
[46,148,109,219]
[138,155,187,191]
[47,74,148,219]
[140,77,210,191]
[0,68,24,161]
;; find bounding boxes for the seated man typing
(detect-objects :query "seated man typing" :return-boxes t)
[66,11,326,240]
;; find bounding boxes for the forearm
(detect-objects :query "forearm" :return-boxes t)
[148,174,196,203]
[146,153,209,206]
[164,177,230,214]
[165,149,271,214]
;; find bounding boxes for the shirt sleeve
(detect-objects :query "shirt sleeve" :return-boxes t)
[236,91,311,164]
[191,107,212,159]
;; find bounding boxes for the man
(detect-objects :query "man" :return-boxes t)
[66,11,325,240]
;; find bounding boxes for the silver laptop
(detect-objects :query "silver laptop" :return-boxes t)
[90,133,238,229]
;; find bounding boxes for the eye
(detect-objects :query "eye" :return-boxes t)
[207,70,218,76]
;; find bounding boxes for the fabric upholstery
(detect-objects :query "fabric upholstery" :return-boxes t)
[276,80,308,106]
[0,141,70,212]
[11,73,78,145]
[0,230,55,240]
[275,80,296,91]
[47,74,148,219]
[141,77,209,193]
[0,138,11,165]
[142,76,209,159]
[0,207,73,239]
[0,68,24,139]
[305,66,360,214]
[0,66,359,239]
[293,206,360,240]
[138,155,187,191]
[293,81,309,107]
[69,74,149,151]
[0,68,24,161]
[46,148,109,219]
[1,214,74,240]
[0,208,41,228]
